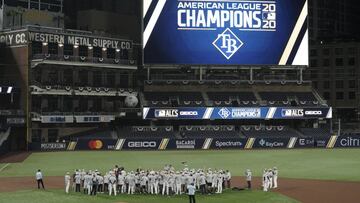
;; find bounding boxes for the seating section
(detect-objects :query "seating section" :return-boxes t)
[259,92,320,106]
[299,128,331,137]
[127,126,175,138]
[143,92,204,106]
[179,125,241,138]
[112,125,332,138]
[240,126,299,137]
[143,91,320,107]
[207,92,258,106]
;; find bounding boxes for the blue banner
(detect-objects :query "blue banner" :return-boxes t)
[143,107,332,120]
[143,0,308,65]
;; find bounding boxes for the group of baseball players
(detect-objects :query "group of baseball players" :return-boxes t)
[64,165,232,196]
[262,167,278,192]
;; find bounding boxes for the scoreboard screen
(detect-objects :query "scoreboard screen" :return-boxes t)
[143,0,308,65]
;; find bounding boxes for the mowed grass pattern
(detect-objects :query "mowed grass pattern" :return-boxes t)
[0,189,299,203]
[1,149,360,181]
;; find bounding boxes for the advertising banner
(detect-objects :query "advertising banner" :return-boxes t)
[207,138,247,149]
[252,137,290,149]
[144,0,308,65]
[121,139,163,150]
[143,107,332,120]
[32,135,360,151]
[294,137,315,148]
[334,136,360,148]
[75,139,117,150]
[41,116,74,123]
[166,139,204,149]
[0,30,132,49]
[40,143,68,151]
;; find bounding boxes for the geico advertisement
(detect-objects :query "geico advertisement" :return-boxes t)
[123,140,162,149]
[144,0,308,65]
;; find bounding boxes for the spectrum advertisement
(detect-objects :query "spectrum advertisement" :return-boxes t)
[142,107,332,120]
[143,0,308,65]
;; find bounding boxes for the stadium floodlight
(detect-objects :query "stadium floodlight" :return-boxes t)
[58,43,64,47]
[7,86,13,94]
[42,42,48,46]
[102,47,107,51]
[116,48,120,52]
[74,43,79,48]
[88,46,93,50]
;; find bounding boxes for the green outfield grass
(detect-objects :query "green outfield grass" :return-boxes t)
[0,189,298,203]
[1,149,360,181]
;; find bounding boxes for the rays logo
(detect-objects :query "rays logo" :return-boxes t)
[218,108,231,119]
[259,139,266,146]
[213,28,244,60]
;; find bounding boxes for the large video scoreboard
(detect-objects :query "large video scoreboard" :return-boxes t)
[143,0,308,65]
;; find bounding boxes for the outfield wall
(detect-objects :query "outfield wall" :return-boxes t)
[29,135,360,151]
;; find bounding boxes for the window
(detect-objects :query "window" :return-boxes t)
[63,45,73,56]
[323,59,330,66]
[323,81,330,89]
[312,81,318,89]
[348,58,355,66]
[310,49,317,56]
[335,58,343,66]
[310,70,318,79]
[348,80,356,88]
[107,48,115,59]
[323,48,330,56]
[336,92,344,100]
[335,48,343,55]
[335,69,344,75]
[79,46,88,57]
[93,47,102,58]
[323,69,330,78]
[335,80,344,88]
[348,47,356,55]
[31,41,43,55]
[323,92,330,100]
[310,59,318,67]
[48,129,58,142]
[348,92,356,100]
[348,68,356,76]
[31,129,42,142]
[48,43,58,55]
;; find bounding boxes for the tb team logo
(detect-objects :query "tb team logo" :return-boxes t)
[213,28,244,60]
[218,107,231,119]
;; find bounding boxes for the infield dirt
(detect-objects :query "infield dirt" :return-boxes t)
[0,176,359,203]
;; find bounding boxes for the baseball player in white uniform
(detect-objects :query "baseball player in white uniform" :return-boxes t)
[262,169,268,192]
[162,172,170,195]
[216,171,224,194]
[127,172,136,194]
[108,173,117,196]
[245,169,252,189]
[148,171,156,194]
[65,172,71,194]
[75,172,81,192]
[273,167,278,188]
[140,173,148,194]
[175,172,182,195]
[211,171,218,194]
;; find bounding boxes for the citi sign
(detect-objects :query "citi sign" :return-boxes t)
[340,137,360,147]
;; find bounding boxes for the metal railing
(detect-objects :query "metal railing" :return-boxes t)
[32,54,137,66]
